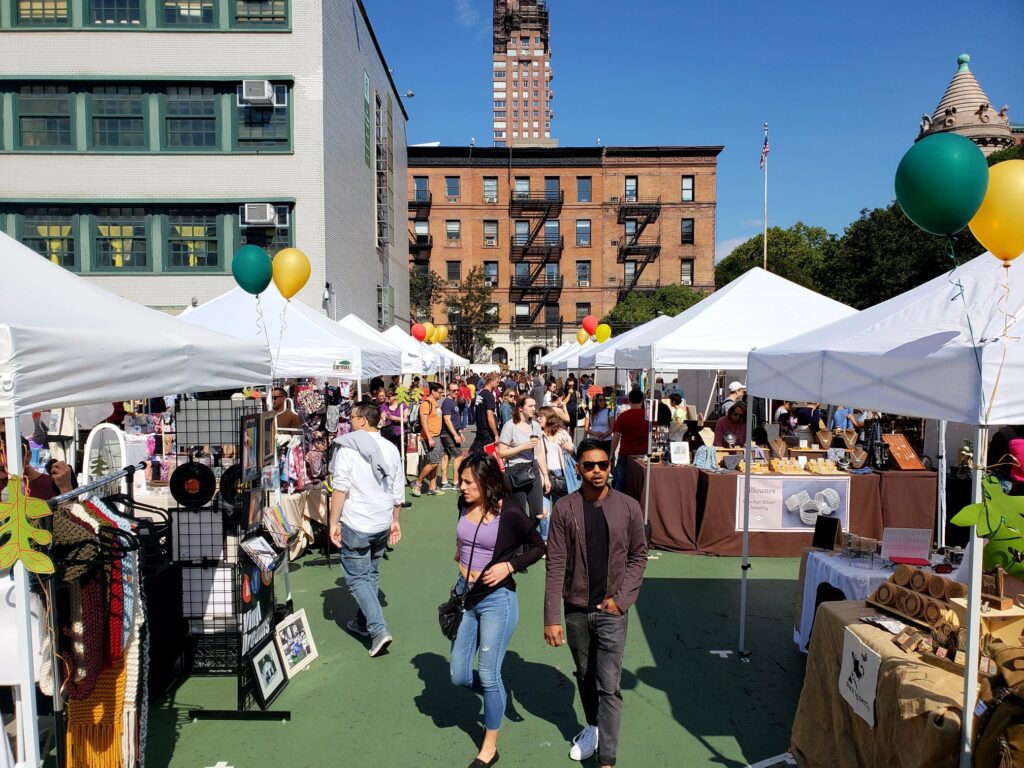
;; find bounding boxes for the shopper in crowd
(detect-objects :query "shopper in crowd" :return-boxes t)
[610,388,649,491]
[544,439,648,767]
[652,389,672,427]
[713,401,748,448]
[563,377,581,438]
[457,377,473,428]
[449,454,545,768]
[470,374,501,455]
[720,381,746,416]
[328,403,404,657]
[794,402,826,430]
[378,389,405,453]
[668,393,688,442]
[497,395,550,522]
[583,393,615,456]
[498,387,516,431]
[272,386,301,429]
[531,372,547,408]
[414,382,445,497]
[440,382,466,490]
[831,405,854,431]
[539,406,574,542]
[0,437,56,501]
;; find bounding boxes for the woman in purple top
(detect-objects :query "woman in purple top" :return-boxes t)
[378,388,405,452]
[450,454,544,768]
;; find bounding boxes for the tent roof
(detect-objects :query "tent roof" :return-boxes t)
[429,343,469,368]
[538,341,574,365]
[336,314,415,375]
[549,339,597,369]
[382,326,439,374]
[747,252,1024,425]
[578,314,676,369]
[613,268,857,370]
[180,286,403,379]
[0,232,271,417]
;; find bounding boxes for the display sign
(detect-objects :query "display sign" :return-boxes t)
[838,628,879,726]
[735,475,850,532]
[239,549,275,656]
[669,442,690,465]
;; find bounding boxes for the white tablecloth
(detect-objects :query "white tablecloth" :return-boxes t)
[794,551,893,652]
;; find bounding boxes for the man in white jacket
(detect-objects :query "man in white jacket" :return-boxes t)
[329,403,405,657]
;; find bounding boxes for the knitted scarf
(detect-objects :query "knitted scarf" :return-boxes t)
[83,500,123,666]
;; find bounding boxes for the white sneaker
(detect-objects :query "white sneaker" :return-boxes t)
[368,632,392,657]
[568,725,598,761]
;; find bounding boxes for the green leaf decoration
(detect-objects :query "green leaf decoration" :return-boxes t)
[0,476,55,575]
[951,475,1024,578]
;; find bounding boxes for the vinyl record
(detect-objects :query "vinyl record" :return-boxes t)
[170,461,216,510]
[219,464,243,506]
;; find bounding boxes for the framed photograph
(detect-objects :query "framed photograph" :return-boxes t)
[274,608,318,678]
[240,412,260,482]
[246,635,287,709]
[247,490,263,529]
[260,411,276,469]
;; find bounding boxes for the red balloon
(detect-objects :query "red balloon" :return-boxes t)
[411,323,427,342]
[581,315,598,336]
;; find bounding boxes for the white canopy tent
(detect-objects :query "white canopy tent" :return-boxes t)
[578,314,675,369]
[538,340,576,366]
[612,268,857,371]
[746,252,1021,767]
[546,339,597,370]
[429,343,469,370]
[382,326,439,375]
[180,286,403,380]
[0,232,272,768]
[336,314,411,375]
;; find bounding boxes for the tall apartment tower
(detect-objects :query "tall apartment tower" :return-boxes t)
[492,0,556,148]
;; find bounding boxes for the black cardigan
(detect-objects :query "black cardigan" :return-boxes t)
[460,499,546,604]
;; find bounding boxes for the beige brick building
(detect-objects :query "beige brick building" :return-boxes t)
[409,145,721,368]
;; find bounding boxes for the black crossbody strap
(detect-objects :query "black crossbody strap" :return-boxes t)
[460,513,487,605]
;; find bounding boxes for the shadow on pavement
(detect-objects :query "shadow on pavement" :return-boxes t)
[411,651,484,748]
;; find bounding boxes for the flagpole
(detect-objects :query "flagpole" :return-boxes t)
[762,121,768,271]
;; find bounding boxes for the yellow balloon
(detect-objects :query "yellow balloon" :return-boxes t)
[595,324,612,343]
[422,322,435,342]
[576,328,589,345]
[970,160,1024,263]
[430,329,440,344]
[437,325,449,342]
[272,248,311,299]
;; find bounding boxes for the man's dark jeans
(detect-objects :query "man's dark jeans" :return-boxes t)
[565,610,629,766]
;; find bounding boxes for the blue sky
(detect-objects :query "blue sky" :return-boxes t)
[363,0,1024,261]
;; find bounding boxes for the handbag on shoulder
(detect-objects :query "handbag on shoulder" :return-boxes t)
[438,514,485,640]
[507,461,537,489]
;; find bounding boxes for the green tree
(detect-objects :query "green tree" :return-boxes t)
[446,266,498,362]
[602,283,706,331]
[823,202,983,309]
[409,268,445,323]
[715,222,834,290]
[987,144,1024,165]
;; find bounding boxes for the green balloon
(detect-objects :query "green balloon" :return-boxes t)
[895,133,988,236]
[232,245,273,295]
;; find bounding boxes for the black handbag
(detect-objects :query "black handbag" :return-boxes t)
[438,515,484,641]
[548,470,568,497]
[507,461,537,490]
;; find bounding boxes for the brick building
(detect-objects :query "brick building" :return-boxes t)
[491,0,555,148]
[408,144,721,369]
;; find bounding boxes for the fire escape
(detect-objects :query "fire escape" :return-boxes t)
[616,196,662,301]
[509,189,563,326]
[408,189,432,265]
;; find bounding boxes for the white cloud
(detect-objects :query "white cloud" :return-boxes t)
[715,237,747,263]
[455,0,479,27]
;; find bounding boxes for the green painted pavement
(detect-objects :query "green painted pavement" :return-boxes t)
[147,491,806,768]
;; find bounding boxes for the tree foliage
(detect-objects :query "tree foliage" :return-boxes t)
[446,266,498,362]
[409,268,445,323]
[715,222,833,291]
[601,283,706,330]
[987,144,1024,165]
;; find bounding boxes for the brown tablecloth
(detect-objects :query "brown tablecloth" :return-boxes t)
[876,470,938,532]
[626,457,700,552]
[696,471,884,556]
[791,600,962,768]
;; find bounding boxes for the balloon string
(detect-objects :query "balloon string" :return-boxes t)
[255,296,275,380]
[945,237,987,420]
[276,303,289,381]
[983,263,1017,426]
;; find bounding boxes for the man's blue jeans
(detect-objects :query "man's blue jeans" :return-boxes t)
[449,578,519,731]
[340,523,390,640]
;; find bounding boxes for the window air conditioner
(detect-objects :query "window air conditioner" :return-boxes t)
[447,196,459,203]
[484,195,498,203]
[485,237,497,247]
[681,277,693,286]
[610,196,620,203]
[241,203,277,227]
[448,280,460,288]
[610,240,619,246]
[241,80,275,106]
[578,280,590,287]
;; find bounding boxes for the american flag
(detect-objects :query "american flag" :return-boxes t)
[760,132,770,170]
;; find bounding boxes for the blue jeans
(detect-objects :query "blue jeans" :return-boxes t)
[449,577,519,731]
[612,454,631,492]
[340,523,390,639]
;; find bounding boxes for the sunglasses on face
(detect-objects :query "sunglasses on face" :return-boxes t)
[581,460,610,471]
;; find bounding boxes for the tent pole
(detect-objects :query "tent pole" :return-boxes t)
[642,368,654,528]
[738,402,754,656]
[960,425,987,768]
[6,416,42,768]
[937,420,947,549]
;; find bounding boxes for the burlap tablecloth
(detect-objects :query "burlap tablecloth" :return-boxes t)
[791,600,963,768]
[625,457,699,552]
[279,488,326,559]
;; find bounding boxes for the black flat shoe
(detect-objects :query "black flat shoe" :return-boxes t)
[468,752,499,768]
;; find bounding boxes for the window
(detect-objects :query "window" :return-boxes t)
[514,262,530,285]
[167,209,219,269]
[575,219,591,246]
[544,219,559,244]
[624,176,638,202]
[22,207,75,268]
[575,303,591,323]
[493,100,505,108]
[494,141,506,148]
[624,262,637,282]
[445,176,460,202]
[681,218,695,245]
[544,176,559,200]
[483,177,498,203]
[483,261,498,286]
[515,303,530,324]
[544,304,560,326]
[162,0,214,24]
[680,259,694,286]
[446,261,461,286]
[520,36,528,47]
[544,262,559,285]
[494,131,505,139]
[237,84,289,146]
[576,176,591,203]
[445,220,461,243]
[18,86,73,148]
[16,0,69,25]
[483,220,498,247]
[493,71,506,79]
[413,176,429,203]
[624,219,637,241]
[94,207,147,270]
[493,110,506,118]
[413,220,428,237]
[514,220,529,246]
[165,86,217,149]
[446,306,461,324]
[576,260,591,287]
[90,0,142,24]
[681,175,694,202]
[239,209,291,256]
[514,177,530,198]
[234,0,286,24]
[92,86,145,148]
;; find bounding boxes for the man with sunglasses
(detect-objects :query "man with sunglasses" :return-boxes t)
[544,440,648,767]
[272,387,301,429]
[438,383,465,490]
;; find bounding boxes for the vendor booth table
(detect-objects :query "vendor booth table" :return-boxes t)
[876,469,939,530]
[790,600,962,768]
[626,458,700,552]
